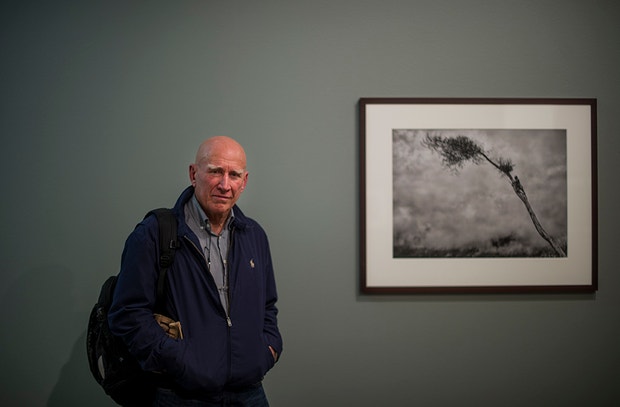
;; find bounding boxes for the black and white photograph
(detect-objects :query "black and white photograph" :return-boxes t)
[392,128,567,259]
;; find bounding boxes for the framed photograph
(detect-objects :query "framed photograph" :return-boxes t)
[359,98,597,294]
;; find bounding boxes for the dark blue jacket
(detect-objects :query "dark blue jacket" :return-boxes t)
[108,186,282,393]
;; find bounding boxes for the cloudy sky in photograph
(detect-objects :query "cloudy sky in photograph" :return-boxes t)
[393,129,567,255]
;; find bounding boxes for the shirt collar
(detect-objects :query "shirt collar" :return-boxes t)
[191,194,234,233]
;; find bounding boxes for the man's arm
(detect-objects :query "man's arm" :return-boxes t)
[108,221,184,375]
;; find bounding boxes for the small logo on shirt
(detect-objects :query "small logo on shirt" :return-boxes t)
[250,259,255,269]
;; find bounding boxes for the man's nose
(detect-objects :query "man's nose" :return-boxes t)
[218,174,231,190]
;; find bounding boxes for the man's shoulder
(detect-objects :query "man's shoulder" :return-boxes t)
[232,205,267,234]
[126,210,163,242]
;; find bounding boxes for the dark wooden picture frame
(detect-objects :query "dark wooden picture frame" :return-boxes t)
[359,98,597,294]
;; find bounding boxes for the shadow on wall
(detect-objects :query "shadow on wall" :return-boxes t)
[47,330,112,406]
[0,265,111,406]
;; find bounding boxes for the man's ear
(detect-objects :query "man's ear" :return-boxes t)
[189,164,197,186]
[242,172,249,190]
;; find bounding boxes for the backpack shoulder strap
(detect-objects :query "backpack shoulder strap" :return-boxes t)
[145,208,179,312]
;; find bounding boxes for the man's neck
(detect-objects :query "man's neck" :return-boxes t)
[207,214,229,235]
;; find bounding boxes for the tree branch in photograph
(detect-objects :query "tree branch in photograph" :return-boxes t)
[422,133,566,257]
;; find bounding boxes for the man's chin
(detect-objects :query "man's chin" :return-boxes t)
[207,203,232,214]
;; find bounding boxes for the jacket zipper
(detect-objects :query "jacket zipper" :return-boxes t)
[183,235,231,323]
[185,231,234,382]
[225,227,234,383]
[225,228,235,326]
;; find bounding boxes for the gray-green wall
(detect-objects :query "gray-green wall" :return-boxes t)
[2,1,619,406]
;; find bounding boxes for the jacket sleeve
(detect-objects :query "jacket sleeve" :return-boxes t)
[107,220,186,377]
[261,233,283,358]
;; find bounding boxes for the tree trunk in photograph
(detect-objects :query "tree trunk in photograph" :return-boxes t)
[511,177,566,257]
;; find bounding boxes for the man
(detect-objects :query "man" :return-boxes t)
[109,136,282,406]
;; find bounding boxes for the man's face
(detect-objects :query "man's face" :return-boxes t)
[190,139,248,221]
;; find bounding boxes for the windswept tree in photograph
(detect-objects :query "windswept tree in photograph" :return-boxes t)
[422,133,566,257]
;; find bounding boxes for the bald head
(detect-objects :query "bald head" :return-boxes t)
[195,136,247,170]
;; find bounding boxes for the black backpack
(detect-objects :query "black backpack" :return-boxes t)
[87,208,179,407]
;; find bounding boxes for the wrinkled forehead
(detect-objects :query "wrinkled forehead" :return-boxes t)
[196,139,247,170]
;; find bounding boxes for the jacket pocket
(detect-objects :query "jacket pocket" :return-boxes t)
[262,338,276,374]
